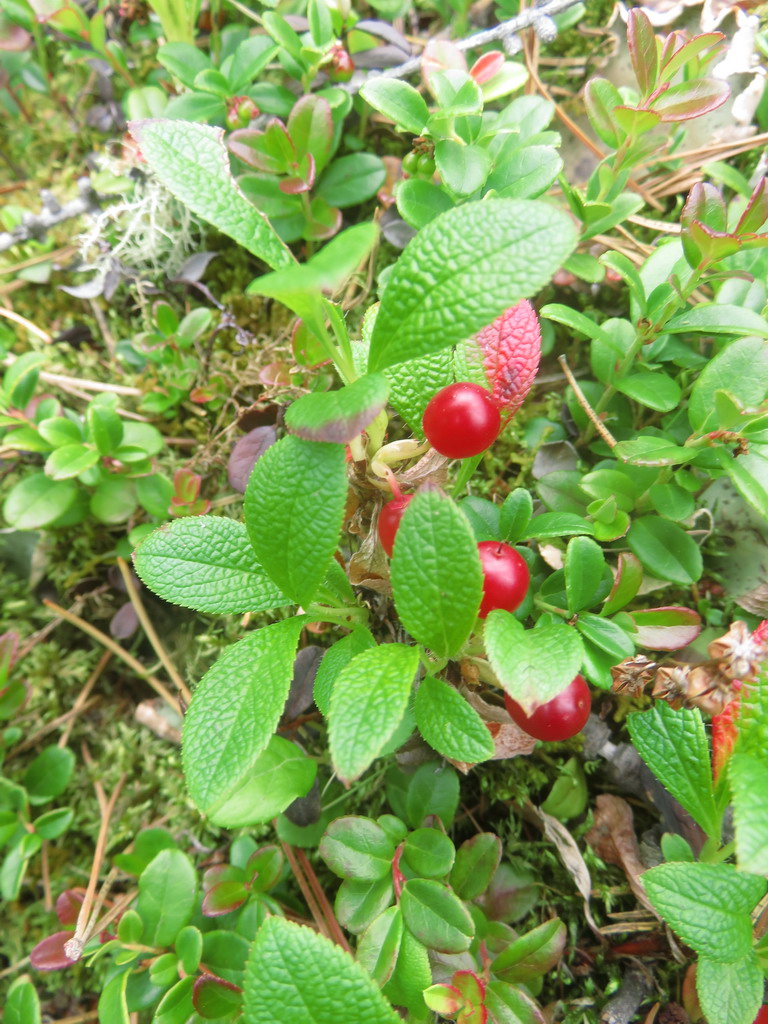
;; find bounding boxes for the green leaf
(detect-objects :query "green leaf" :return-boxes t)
[715,449,768,521]
[484,981,547,1024]
[575,613,634,661]
[6,976,41,1024]
[403,761,460,828]
[98,971,129,1024]
[696,954,764,1024]
[523,512,595,539]
[37,417,82,447]
[87,402,123,454]
[285,374,390,443]
[329,644,420,783]
[23,746,74,805]
[134,516,290,614]
[357,906,403,987]
[615,371,681,412]
[396,178,454,230]
[182,618,305,822]
[689,336,768,433]
[34,807,74,839]
[450,833,501,901]
[154,978,194,1024]
[402,828,455,879]
[382,928,431,1014]
[360,78,429,135]
[316,154,387,208]
[399,878,474,953]
[485,615,584,715]
[335,877,394,934]
[490,918,567,983]
[320,816,395,881]
[157,42,211,88]
[564,536,606,613]
[487,145,563,199]
[128,119,292,270]
[500,488,533,543]
[627,703,720,838]
[627,516,702,584]
[313,629,376,718]
[601,553,643,616]
[667,305,768,339]
[3,473,77,529]
[244,917,401,1024]
[136,849,197,947]
[390,490,483,658]
[614,435,695,466]
[89,478,137,525]
[44,444,100,480]
[584,78,622,147]
[434,140,491,197]
[367,199,577,371]
[641,862,766,961]
[244,436,347,607]
[729,752,768,875]
[414,676,495,763]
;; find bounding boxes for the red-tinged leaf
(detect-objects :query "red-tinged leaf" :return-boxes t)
[469,51,505,85]
[473,301,541,419]
[30,931,77,971]
[712,695,741,779]
[458,1004,488,1024]
[424,983,464,1015]
[421,38,467,94]
[202,864,245,889]
[658,30,686,74]
[201,879,249,917]
[192,973,243,1018]
[173,469,201,504]
[736,177,768,235]
[453,970,485,1005]
[688,221,742,262]
[280,176,312,195]
[228,426,278,492]
[627,9,659,96]
[653,78,729,122]
[658,31,725,83]
[629,606,702,650]
[55,889,85,926]
[681,182,727,233]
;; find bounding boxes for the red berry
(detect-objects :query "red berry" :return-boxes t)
[328,47,355,82]
[477,541,530,617]
[422,383,500,459]
[504,674,591,742]
[378,495,413,556]
[753,1008,768,1024]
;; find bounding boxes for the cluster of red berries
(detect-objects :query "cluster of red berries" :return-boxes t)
[377,382,591,742]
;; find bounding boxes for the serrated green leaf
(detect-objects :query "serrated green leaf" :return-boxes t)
[136,849,197,947]
[485,614,584,715]
[244,435,347,607]
[211,736,316,827]
[627,703,720,837]
[696,954,764,1024]
[390,490,483,658]
[564,536,606,613]
[400,878,474,953]
[730,752,768,875]
[128,119,292,270]
[135,516,290,614]
[244,917,401,1024]
[182,618,304,820]
[329,644,420,783]
[414,676,494,763]
[641,863,766,961]
[368,199,576,371]
[627,516,703,584]
[285,374,390,443]
[385,347,455,436]
[313,629,376,718]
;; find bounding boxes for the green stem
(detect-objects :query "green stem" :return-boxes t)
[29,16,49,87]
[534,598,570,618]
[304,604,369,627]
[451,453,484,496]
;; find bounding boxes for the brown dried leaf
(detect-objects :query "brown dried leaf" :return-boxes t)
[585,794,657,915]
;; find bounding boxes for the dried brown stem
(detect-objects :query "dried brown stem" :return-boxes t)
[558,355,617,449]
[295,847,351,953]
[117,558,192,705]
[43,599,181,715]
[281,841,331,941]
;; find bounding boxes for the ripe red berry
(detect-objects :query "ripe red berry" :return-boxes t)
[753,1008,768,1024]
[504,674,591,742]
[422,383,500,459]
[378,495,413,556]
[328,47,355,82]
[477,541,530,617]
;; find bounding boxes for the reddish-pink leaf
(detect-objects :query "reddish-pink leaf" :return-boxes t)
[30,931,77,971]
[736,177,768,235]
[627,9,658,97]
[424,983,464,1015]
[629,606,702,650]
[453,970,485,1005]
[201,879,249,917]
[473,301,541,419]
[280,175,312,195]
[469,51,505,85]
[712,696,741,779]
[55,889,84,926]
[653,78,729,122]
[658,32,725,83]
[421,39,467,94]
[172,469,201,504]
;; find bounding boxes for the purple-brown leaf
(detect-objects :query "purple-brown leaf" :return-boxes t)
[30,931,77,971]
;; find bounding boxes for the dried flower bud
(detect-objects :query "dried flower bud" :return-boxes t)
[707,620,767,681]
[611,655,658,696]
[651,665,692,708]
